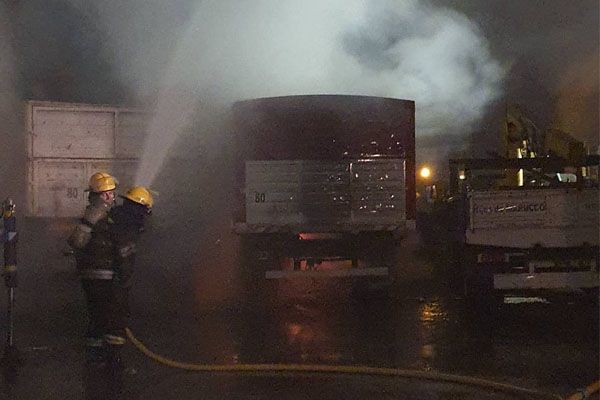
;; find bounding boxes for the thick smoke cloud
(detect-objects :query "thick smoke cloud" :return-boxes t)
[0,4,26,205]
[4,1,597,158]
[159,0,502,131]
[67,0,193,103]
[132,0,503,184]
[554,56,599,146]
[6,1,127,103]
[0,5,18,136]
[2,1,597,188]
[437,0,600,150]
[340,1,503,136]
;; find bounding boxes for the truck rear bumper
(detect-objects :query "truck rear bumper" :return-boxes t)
[494,271,599,290]
[233,221,414,235]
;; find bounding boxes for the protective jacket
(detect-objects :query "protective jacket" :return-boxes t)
[102,200,148,352]
[109,201,147,288]
[68,200,114,280]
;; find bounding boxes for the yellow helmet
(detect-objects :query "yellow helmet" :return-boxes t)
[88,172,118,193]
[123,186,153,209]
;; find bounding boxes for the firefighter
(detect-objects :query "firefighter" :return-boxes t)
[104,186,154,366]
[67,172,118,364]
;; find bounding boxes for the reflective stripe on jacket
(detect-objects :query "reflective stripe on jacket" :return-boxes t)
[79,269,115,280]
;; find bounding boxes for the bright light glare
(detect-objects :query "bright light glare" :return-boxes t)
[420,167,431,179]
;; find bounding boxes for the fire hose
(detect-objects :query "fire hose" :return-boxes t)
[125,327,563,400]
[565,381,600,400]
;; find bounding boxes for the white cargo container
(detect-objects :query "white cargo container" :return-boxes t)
[25,101,149,217]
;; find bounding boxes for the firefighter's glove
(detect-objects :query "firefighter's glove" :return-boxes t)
[67,225,91,250]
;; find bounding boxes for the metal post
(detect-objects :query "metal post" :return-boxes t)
[7,288,14,348]
[1,198,22,383]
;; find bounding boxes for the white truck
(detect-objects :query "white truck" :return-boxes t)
[449,156,599,305]
[231,95,416,294]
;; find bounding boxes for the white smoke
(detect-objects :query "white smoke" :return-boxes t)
[0,6,16,110]
[0,6,18,128]
[0,5,26,205]
[132,0,503,184]
[165,0,502,129]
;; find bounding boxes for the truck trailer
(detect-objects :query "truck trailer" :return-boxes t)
[230,95,415,294]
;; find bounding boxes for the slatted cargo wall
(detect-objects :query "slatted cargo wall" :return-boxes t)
[26,101,148,217]
[245,159,406,229]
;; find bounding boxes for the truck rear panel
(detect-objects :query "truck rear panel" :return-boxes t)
[465,187,599,292]
[231,95,416,229]
[239,158,406,233]
[466,187,599,248]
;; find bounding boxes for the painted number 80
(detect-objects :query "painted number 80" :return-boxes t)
[254,192,266,203]
[67,188,78,199]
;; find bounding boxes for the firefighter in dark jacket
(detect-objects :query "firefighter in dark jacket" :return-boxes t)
[104,186,154,364]
[68,172,118,363]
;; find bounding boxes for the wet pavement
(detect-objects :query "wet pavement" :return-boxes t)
[0,218,597,399]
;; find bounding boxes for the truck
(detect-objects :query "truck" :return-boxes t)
[449,154,599,307]
[230,95,416,296]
